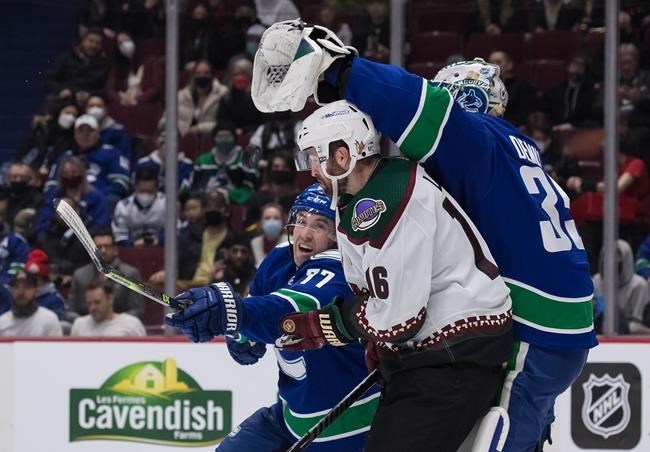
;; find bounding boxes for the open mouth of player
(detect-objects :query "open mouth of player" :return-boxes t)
[298,244,313,253]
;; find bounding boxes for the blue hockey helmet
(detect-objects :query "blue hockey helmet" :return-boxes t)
[288,183,335,223]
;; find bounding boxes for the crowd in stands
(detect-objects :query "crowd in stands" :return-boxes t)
[1,0,650,337]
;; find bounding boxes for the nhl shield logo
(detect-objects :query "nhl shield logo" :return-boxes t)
[581,373,631,439]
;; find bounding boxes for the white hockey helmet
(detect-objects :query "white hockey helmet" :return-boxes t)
[432,58,508,117]
[294,100,379,182]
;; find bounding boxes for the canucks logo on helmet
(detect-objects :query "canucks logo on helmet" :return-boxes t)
[456,87,489,114]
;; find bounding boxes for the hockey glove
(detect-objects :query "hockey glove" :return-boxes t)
[166,282,244,343]
[251,19,357,113]
[276,297,357,351]
[226,335,267,365]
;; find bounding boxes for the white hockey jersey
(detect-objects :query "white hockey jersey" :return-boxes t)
[336,159,512,353]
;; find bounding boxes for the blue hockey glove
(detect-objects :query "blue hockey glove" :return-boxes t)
[226,335,267,365]
[166,282,244,342]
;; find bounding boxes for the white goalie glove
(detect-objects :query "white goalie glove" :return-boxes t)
[251,19,357,113]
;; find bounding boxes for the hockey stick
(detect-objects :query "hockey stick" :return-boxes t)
[54,198,187,309]
[286,369,380,452]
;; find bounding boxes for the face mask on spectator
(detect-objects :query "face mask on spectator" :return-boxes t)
[231,74,251,91]
[194,76,212,89]
[61,175,83,189]
[204,210,224,226]
[214,134,236,154]
[87,106,106,122]
[268,169,292,184]
[533,138,551,154]
[119,40,136,59]
[9,181,29,195]
[58,113,76,130]
[262,218,283,239]
[135,192,155,208]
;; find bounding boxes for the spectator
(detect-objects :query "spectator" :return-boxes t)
[216,56,264,135]
[192,121,259,205]
[529,0,584,32]
[112,0,165,39]
[543,55,597,127]
[2,162,43,228]
[180,2,222,71]
[489,50,538,127]
[593,44,650,130]
[36,155,110,238]
[106,30,164,105]
[178,191,206,233]
[69,229,143,318]
[593,239,650,334]
[248,110,301,164]
[134,127,194,196]
[0,282,10,316]
[212,234,256,296]
[16,100,79,176]
[44,115,131,208]
[526,112,579,190]
[319,5,353,46]
[353,1,390,63]
[112,165,166,246]
[13,208,37,248]
[149,190,234,289]
[466,0,527,35]
[0,270,63,337]
[71,278,145,336]
[249,202,287,267]
[254,0,299,26]
[85,95,132,160]
[244,23,266,59]
[45,27,109,105]
[0,203,30,286]
[246,150,299,224]
[24,249,66,321]
[166,59,228,137]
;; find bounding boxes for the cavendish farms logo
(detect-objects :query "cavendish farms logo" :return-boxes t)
[69,358,231,446]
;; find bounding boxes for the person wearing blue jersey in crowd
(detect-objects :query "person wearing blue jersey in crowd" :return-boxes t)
[166,184,378,451]
[251,20,597,452]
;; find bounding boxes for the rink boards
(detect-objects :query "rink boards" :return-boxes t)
[0,337,648,451]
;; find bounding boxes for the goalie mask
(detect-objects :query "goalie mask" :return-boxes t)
[294,100,379,185]
[432,58,508,117]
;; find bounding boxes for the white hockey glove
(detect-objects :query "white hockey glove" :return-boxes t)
[251,19,357,113]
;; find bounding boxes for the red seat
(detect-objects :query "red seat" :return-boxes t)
[522,59,566,93]
[117,246,166,332]
[179,131,212,161]
[570,192,638,226]
[137,38,165,58]
[408,32,462,64]
[584,30,605,57]
[108,103,163,136]
[465,33,526,62]
[407,61,447,80]
[408,9,468,33]
[528,31,582,62]
[564,128,604,160]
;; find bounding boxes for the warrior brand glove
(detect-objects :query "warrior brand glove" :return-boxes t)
[226,335,267,365]
[251,19,357,113]
[276,297,357,351]
[166,282,244,343]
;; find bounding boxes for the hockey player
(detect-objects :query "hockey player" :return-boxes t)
[166,184,378,451]
[252,20,597,451]
[278,100,513,451]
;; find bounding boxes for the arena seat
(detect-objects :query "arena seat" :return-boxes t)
[179,131,212,161]
[522,59,566,93]
[563,128,604,160]
[408,32,463,63]
[407,61,447,80]
[528,31,582,62]
[108,103,163,136]
[465,33,525,62]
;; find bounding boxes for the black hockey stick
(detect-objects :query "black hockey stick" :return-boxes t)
[54,198,187,309]
[286,369,380,452]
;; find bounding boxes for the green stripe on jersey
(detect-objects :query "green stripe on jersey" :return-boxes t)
[505,281,594,333]
[397,81,453,162]
[274,288,320,312]
[283,393,379,440]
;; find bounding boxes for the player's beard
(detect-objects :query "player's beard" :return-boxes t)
[315,159,348,198]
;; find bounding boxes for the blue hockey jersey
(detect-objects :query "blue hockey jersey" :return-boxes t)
[0,233,29,285]
[241,243,379,443]
[339,58,596,350]
[135,151,194,195]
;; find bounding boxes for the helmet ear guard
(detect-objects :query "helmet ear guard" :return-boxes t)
[432,58,508,117]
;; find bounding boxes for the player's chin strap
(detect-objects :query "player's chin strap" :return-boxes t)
[457,406,510,452]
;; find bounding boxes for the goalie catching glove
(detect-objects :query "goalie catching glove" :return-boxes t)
[251,19,356,113]
[276,296,358,351]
